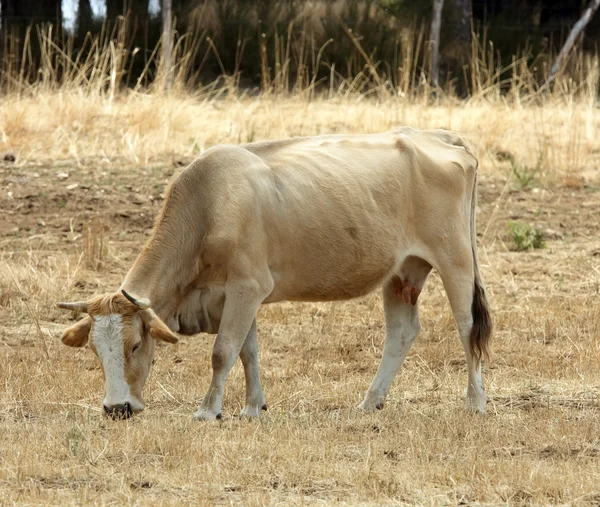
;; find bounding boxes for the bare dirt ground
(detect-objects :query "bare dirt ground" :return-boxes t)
[1,154,599,505]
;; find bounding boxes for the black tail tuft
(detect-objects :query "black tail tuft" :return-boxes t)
[470,278,492,362]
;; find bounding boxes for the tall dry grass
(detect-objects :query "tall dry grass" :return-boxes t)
[4,91,599,183]
[0,17,598,184]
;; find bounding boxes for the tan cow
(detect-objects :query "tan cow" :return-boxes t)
[57,127,492,420]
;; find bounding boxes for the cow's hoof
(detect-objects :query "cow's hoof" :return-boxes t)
[465,398,487,414]
[193,408,221,421]
[465,389,487,414]
[357,399,383,413]
[239,404,263,419]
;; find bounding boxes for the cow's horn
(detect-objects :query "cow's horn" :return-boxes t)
[56,301,88,313]
[121,289,151,310]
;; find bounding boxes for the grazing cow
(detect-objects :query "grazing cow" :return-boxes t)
[57,127,492,420]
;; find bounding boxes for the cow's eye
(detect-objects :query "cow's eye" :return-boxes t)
[132,342,141,354]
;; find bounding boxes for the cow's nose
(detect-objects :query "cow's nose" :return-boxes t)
[103,402,132,420]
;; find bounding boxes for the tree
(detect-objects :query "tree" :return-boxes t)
[77,0,94,35]
[161,0,172,90]
[430,0,472,90]
[106,0,150,21]
[547,0,600,83]
[430,0,444,86]
[453,0,472,46]
[1,0,62,27]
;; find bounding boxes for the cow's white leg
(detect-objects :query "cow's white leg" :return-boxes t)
[358,279,421,412]
[238,319,267,418]
[439,265,487,413]
[193,281,268,421]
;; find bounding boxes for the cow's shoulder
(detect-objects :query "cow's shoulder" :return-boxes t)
[164,145,270,203]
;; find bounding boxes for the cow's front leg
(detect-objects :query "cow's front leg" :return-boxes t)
[239,319,267,418]
[193,280,268,421]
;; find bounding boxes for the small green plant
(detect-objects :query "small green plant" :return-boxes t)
[66,427,84,456]
[508,221,545,251]
[508,154,543,188]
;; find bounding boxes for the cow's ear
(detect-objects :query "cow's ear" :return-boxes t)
[140,310,178,344]
[61,316,92,347]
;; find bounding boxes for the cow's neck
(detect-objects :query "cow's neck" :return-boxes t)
[119,236,198,322]
[118,176,208,323]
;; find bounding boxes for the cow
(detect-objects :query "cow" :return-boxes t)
[56,127,492,421]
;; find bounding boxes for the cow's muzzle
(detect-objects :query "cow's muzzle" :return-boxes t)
[103,402,133,420]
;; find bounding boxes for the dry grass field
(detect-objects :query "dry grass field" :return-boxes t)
[1,90,600,505]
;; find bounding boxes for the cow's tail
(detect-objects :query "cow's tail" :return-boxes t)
[468,154,492,363]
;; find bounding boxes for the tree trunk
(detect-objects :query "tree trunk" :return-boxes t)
[31,0,63,25]
[454,0,472,46]
[441,0,472,94]
[1,0,61,30]
[1,0,20,32]
[107,1,127,20]
[77,0,94,35]
[162,0,173,90]
[2,0,21,17]
[547,0,600,84]
[531,0,542,28]
[107,0,150,20]
[430,0,444,86]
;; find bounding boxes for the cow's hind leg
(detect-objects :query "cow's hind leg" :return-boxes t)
[194,279,271,421]
[238,319,268,418]
[358,257,431,412]
[437,250,487,413]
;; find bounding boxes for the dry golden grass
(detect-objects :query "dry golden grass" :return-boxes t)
[0,89,600,504]
[2,91,600,186]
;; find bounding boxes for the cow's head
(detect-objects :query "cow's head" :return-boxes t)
[56,290,178,419]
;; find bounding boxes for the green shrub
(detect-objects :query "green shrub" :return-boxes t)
[508,221,545,251]
[509,154,542,189]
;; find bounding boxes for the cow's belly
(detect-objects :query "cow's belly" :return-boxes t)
[264,238,402,303]
[265,272,391,303]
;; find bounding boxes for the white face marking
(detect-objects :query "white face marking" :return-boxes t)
[92,315,141,409]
